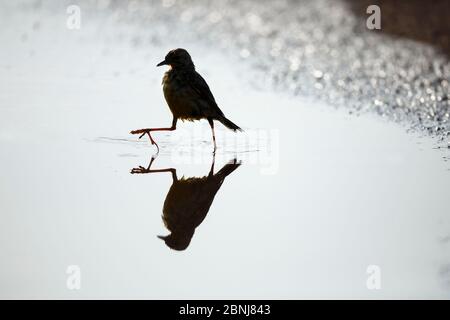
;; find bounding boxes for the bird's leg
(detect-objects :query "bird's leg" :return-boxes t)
[208,151,216,177]
[131,117,178,151]
[207,118,217,153]
[131,155,177,181]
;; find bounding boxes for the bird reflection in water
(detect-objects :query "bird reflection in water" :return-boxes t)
[131,155,241,251]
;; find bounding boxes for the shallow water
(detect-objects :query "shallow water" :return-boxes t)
[1,1,450,299]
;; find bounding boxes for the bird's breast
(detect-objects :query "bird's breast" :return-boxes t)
[162,71,202,120]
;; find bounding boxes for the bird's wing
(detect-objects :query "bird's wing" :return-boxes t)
[163,177,219,230]
[186,71,225,116]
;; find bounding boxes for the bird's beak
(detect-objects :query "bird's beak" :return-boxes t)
[157,235,167,240]
[156,60,167,67]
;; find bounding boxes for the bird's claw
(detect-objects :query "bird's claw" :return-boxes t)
[131,129,159,152]
[130,166,149,174]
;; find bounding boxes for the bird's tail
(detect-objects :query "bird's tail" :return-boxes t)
[216,159,242,179]
[218,116,242,132]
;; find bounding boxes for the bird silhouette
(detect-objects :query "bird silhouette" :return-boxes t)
[131,155,241,251]
[131,48,242,153]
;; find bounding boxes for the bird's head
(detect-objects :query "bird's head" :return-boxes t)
[157,232,193,251]
[157,48,195,70]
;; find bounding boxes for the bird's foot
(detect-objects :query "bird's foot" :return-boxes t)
[130,128,160,152]
[130,166,150,174]
[130,128,152,140]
